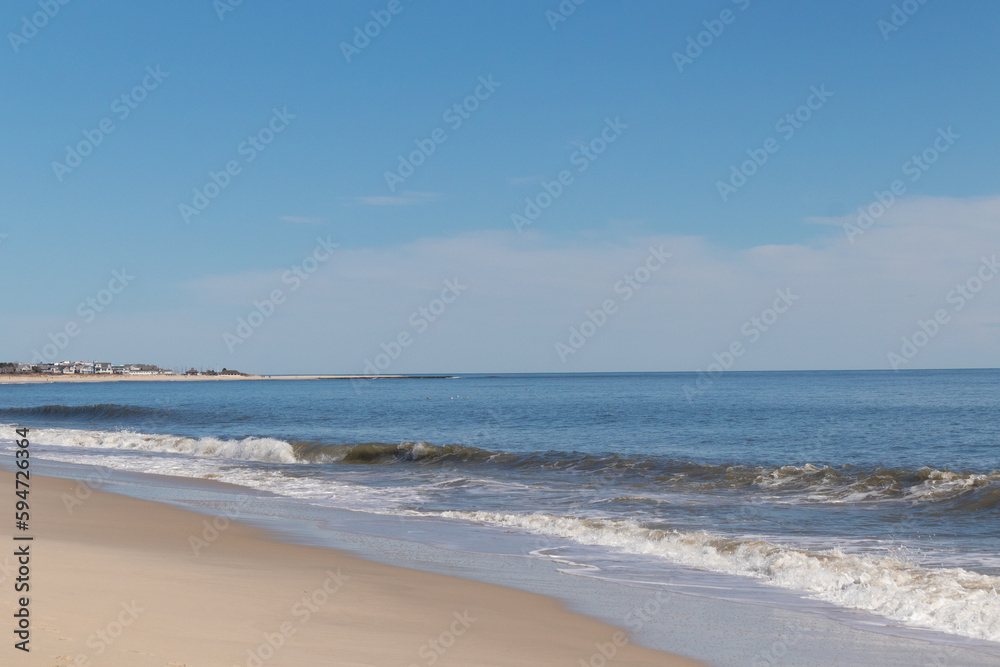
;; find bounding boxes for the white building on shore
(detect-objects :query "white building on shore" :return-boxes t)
[4,361,175,376]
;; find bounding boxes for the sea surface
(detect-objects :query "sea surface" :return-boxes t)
[2,370,999,653]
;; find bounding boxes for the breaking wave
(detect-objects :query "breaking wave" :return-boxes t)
[16,425,297,464]
[8,425,998,509]
[439,510,1000,643]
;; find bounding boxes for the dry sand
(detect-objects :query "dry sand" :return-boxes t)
[0,473,706,666]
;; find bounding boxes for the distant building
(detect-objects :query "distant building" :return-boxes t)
[6,360,194,377]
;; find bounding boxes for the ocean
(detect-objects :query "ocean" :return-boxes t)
[2,370,999,659]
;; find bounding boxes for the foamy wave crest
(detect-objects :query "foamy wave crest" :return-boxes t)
[26,426,297,464]
[727,463,1000,508]
[441,511,1000,642]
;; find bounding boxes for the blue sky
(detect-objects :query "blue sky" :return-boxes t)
[2,0,999,373]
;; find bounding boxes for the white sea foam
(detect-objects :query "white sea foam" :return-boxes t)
[19,425,298,464]
[1,424,428,513]
[440,510,1000,643]
[902,467,1000,501]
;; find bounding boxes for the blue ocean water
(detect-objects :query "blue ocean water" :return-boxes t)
[2,370,999,644]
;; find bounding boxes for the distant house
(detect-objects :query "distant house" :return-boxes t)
[220,368,243,376]
[10,360,180,377]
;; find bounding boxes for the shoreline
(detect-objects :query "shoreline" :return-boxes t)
[0,373,454,384]
[0,471,705,666]
[4,457,999,665]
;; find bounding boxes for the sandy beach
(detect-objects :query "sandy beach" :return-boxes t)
[0,473,705,666]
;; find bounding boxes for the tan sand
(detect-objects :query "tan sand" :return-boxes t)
[0,474,707,666]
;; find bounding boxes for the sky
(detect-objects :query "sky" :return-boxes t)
[1,0,999,374]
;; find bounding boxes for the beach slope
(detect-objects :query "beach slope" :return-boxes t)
[0,473,706,666]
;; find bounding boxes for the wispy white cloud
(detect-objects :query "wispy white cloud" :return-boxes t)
[16,196,998,374]
[168,195,1000,373]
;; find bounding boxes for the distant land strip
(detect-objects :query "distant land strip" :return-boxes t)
[0,374,457,384]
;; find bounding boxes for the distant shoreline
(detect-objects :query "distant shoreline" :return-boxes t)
[0,374,455,384]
